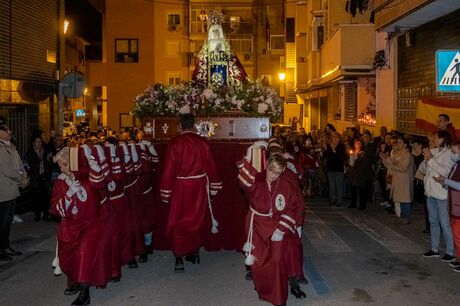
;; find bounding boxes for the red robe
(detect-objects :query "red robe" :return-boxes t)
[160,131,222,256]
[121,143,145,257]
[241,172,301,306]
[108,145,134,265]
[137,143,156,235]
[282,162,305,281]
[50,175,107,286]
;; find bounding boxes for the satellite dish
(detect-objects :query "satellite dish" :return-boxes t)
[60,71,86,98]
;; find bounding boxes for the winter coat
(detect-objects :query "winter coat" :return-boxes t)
[0,140,22,202]
[383,149,415,203]
[419,147,455,200]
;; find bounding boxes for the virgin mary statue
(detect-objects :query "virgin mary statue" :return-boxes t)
[192,11,247,89]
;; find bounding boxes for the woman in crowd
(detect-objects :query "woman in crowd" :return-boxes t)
[376,141,392,207]
[419,130,456,261]
[433,141,460,272]
[348,139,373,210]
[325,132,346,207]
[412,139,429,233]
[27,135,52,221]
[381,136,415,225]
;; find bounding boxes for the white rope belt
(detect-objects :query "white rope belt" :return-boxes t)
[244,206,272,266]
[175,172,218,234]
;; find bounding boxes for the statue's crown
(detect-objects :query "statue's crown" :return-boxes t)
[207,10,225,27]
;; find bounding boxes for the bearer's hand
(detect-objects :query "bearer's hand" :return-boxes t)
[271,228,285,242]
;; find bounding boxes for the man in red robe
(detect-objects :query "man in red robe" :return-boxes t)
[160,114,222,272]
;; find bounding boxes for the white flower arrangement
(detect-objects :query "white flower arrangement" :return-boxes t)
[132,80,282,120]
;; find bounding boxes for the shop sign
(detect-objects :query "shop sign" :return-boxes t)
[436,50,460,92]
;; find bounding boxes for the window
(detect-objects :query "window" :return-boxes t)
[168,72,181,85]
[115,39,138,63]
[168,14,180,26]
[286,18,295,43]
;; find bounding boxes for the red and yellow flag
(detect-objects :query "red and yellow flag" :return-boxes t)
[415,97,460,138]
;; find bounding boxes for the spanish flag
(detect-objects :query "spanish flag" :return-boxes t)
[415,97,460,139]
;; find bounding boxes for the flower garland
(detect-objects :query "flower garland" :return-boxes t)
[132,80,282,120]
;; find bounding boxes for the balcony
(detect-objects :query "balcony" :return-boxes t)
[316,24,375,85]
[375,0,460,32]
[270,35,285,55]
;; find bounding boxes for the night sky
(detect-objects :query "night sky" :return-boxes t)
[65,0,101,43]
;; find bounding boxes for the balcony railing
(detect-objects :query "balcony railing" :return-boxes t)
[190,21,254,35]
[270,35,285,53]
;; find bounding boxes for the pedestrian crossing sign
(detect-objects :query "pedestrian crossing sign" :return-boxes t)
[436,50,460,92]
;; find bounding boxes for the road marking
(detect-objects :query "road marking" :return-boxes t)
[339,211,423,253]
[303,256,331,296]
[303,207,353,253]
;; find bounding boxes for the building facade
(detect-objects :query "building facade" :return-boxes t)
[87,0,286,131]
[375,0,460,136]
[292,0,377,133]
[0,0,65,156]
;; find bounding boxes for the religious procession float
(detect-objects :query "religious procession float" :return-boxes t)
[132,10,282,141]
[130,11,282,251]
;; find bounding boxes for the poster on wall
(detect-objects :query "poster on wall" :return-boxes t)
[436,50,460,92]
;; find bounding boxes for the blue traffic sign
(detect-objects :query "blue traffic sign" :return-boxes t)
[436,50,460,92]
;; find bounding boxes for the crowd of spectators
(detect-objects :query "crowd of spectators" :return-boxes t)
[271,114,460,273]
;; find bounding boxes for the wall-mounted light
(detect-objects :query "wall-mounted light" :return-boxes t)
[64,19,70,34]
[278,72,286,81]
[199,10,208,22]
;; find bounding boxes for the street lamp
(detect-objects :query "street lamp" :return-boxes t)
[278,72,286,81]
[64,19,70,34]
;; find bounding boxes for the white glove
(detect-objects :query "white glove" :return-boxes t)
[245,141,268,162]
[129,143,139,163]
[283,152,294,160]
[88,159,101,172]
[81,144,92,160]
[297,226,302,238]
[120,143,130,164]
[253,140,268,149]
[271,228,285,242]
[66,180,81,198]
[95,145,106,162]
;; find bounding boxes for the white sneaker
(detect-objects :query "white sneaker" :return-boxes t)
[379,201,389,207]
[13,214,23,223]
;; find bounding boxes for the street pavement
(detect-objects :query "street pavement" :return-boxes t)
[1,197,459,306]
